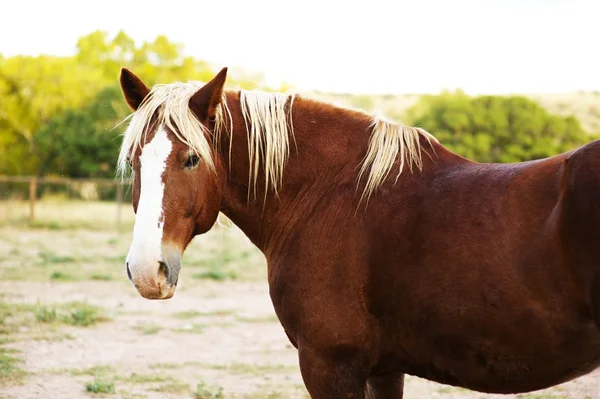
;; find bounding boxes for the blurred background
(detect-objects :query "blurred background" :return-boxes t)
[1,1,599,398]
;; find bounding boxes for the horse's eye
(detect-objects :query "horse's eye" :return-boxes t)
[184,154,200,169]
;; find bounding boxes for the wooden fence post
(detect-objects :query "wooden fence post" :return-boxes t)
[29,177,37,221]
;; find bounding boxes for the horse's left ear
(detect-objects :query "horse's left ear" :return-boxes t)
[189,67,228,122]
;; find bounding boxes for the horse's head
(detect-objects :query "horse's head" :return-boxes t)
[118,68,228,300]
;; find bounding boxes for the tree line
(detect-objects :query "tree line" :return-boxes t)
[0,31,597,179]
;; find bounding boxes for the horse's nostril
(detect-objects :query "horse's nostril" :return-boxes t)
[158,261,169,281]
[126,262,132,281]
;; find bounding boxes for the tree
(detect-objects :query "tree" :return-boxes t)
[34,86,130,178]
[0,28,303,179]
[405,91,595,163]
[0,55,107,175]
[0,31,220,176]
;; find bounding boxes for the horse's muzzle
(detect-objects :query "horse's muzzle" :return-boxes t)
[126,246,181,300]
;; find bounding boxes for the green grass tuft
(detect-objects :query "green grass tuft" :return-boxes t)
[66,302,106,326]
[191,267,237,281]
[126,373,175,384]
[172,310,203,320]
[40,251,76,263]
[194,381,224,399]
[0,347,26,386]
[49,271,76,281]
[72,365,115,377]
[90,273,113,281]
[85,378,115,394]
[34,304,57,323]
[132,323,161,335]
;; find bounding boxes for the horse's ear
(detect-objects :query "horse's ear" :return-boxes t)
[189,67,228,122]
[120,68,150,111]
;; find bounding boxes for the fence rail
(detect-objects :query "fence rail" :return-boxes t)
[0,175,130,227]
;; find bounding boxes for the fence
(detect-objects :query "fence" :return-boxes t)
[0,176,132,228]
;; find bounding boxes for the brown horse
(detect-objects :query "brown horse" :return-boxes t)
[117,67,600,398]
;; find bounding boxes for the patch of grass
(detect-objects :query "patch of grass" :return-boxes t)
[64,302,108,327]
[49,271,76,281]
[72,365,116,377]
[85,378,115,394]
[132,323,161,335]
[205,309,238,317]
[40,251,76,263]
[126,373,175,384]
[172,310,203,320]
[194,381,224,399]
[236,314,279,323]
[32,301,108,327]
[208,362,297,375]
[148,362,182,370]
[90,273,113,281]
[0,301,36,335]
[31,332,75,342]
[154,382,190,394]
[29,220,62,230]
[34,304,57,323]
[172,309,237,320]
[0,347,26,386]
[191,267,237,281]
[516,394,570,399]
[0,301,35,322]
[148,361,202,370]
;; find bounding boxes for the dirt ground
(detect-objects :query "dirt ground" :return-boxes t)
[0,216,599,398]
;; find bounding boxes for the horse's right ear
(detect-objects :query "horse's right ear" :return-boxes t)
[120,68,150,111]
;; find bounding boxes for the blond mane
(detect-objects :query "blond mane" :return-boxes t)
[117,82,436,203]
[357,118,437,204]
[116,81,230,179]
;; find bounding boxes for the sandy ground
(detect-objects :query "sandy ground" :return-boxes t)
[0,278,598,399]
[0,219,598,398]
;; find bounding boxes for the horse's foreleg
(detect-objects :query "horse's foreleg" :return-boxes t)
[299,346,369,399]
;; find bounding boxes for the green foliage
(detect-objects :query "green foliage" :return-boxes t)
[406,90,597,163]
[0,347,26,386]
[67,302,106,326]
[195,381,224,399]
[1,29,596,180]
[34,86,130,178]
[192,267,237,281]
[33,302,107,326]
[85,378,115,393]
[34,305,57,323]
[0,55,106,175]
[0,30,286,179]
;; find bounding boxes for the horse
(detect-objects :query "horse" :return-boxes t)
[117,67,600,398]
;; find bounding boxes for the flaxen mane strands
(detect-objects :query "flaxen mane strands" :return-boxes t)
[117,82,434,201]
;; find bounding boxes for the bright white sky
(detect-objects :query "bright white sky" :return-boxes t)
[2,0,599,94]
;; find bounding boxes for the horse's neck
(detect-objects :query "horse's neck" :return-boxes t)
[218,93,374,254]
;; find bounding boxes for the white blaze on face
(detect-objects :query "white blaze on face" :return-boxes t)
[126,125,172,277]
